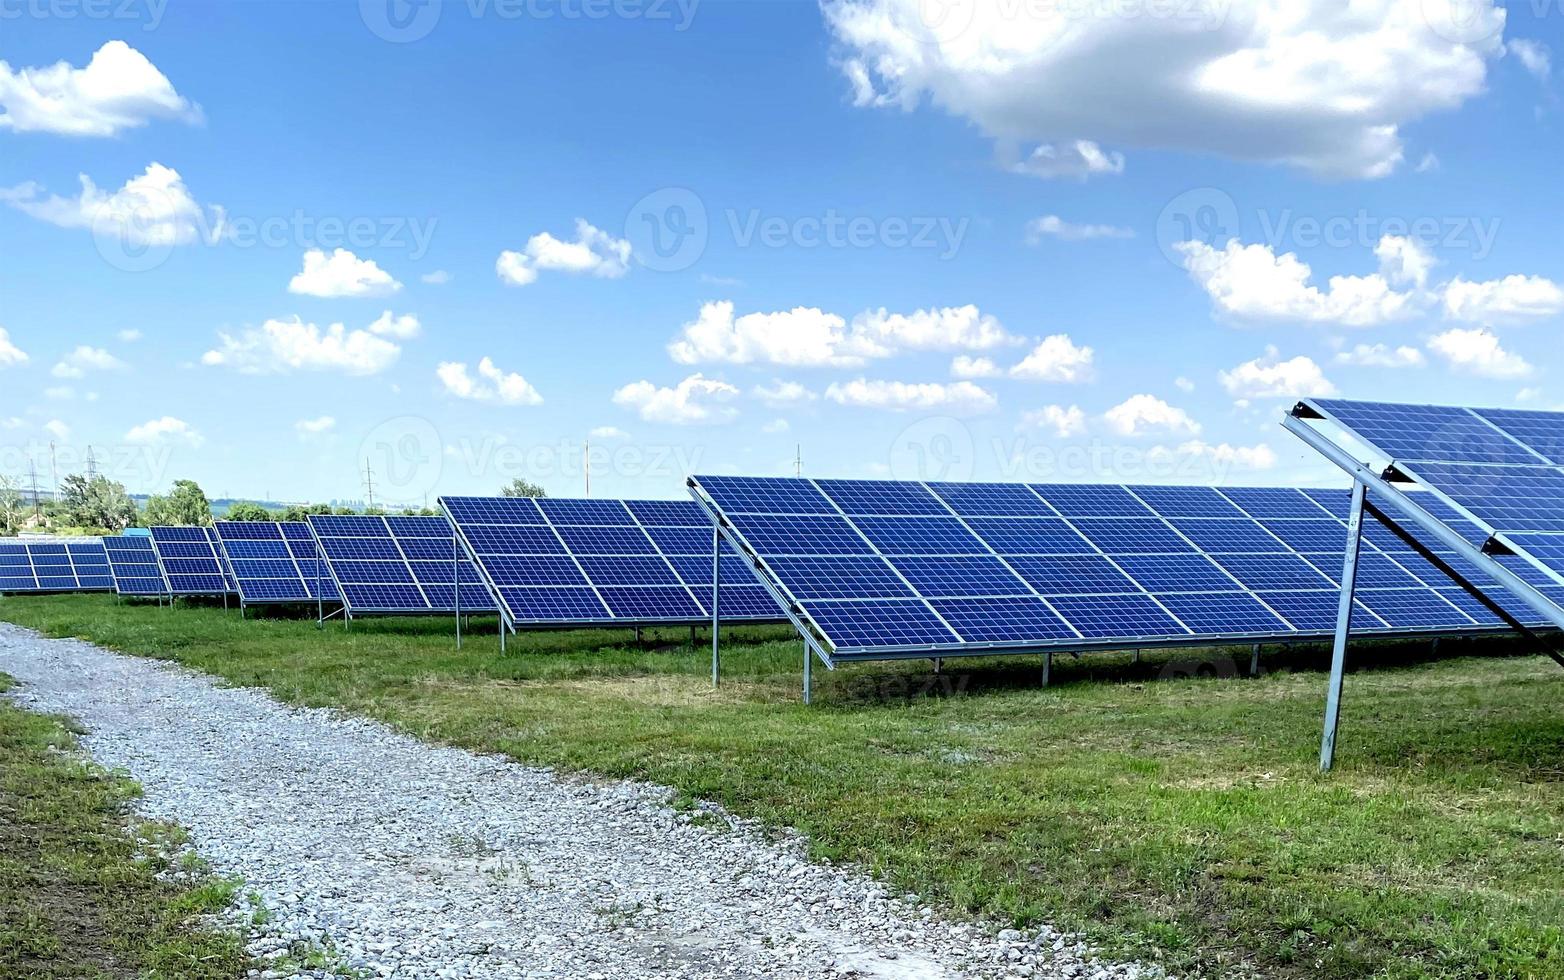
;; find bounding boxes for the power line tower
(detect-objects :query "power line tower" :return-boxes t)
[362,459,377,510]
[794,444,803,477]
[85,445,98,481]
[48,442,58,500]
[27,459,40,516]
[584,437,591,497]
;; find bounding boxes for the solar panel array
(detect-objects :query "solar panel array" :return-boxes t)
[148,526,235,596]
[307,515,495,615]
[440,496,779,626]
[213,521,340,605]
[690,476,1545,658]
[0,538,113,593]
[1306,399,1564,596]
[102,535,167,595]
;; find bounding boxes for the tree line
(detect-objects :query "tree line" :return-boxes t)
[0,475,547,536]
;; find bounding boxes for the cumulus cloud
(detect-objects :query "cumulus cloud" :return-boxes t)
[435,357,544,406]
[823,378,998,414]
[43,419,70,441]
[614,373,739,425]
[1104,394,1200,437]
[1018,404,1086,437]
[366,310,421,339]
[1219,347,1336,399]
[117,328,142,342]
[0,327,28,368]
[52,345,125,379]
[752,379,817,405]
[1442,275,1564,324]
[825,0,1505,179]
[0,41,198,136]
[288,248,402,298]
[1025,214,1134,242]
[589,425,629,440]
[496,219,631,286]
[762,418,791,434]
[0,162,219,247]
[1334,343,1425,368]
[950,355,1000,378]
[668,301,1019,367]
[1427,328,1533,378]
[1166,440,1278,471]
[202,315,402,375]
[1176,235,1423,327]
[420,269,452,285]
[295,416,336,437]
[125,416,203,446]
[1009,334,1095,382]
[1509,38,1551,80]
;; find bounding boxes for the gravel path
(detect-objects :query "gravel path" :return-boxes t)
[0,623,1164,980]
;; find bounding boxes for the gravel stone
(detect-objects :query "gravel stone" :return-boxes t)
[0,623,1169,980]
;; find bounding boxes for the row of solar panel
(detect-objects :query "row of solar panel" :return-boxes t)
[688,477,1558,655]
[0,538,113,592]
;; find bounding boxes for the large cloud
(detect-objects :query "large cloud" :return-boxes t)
[824,0,1505,179]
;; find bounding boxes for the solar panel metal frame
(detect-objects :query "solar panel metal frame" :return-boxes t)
[147,526,237,597]
[102,534,168,596]
[688,475,1540,668]
[1290,398,1564,635]
[0,537,115,593]
[305,514,494,618]
[212,521,342,608]
[438,495,787,634]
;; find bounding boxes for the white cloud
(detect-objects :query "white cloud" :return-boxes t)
[824,378,998,414]
[1427,328,1533,378]
[295,416,336,437]
[202,315,402,375]
[0,327,28,368]
[1510,38,1551,80]
[1176,236,1419,327]
[825,0,1504,180]
[950,355,1000,378]
[1375,235,1436,288]
[125,416,203,447]
[0,162,218,247]
[669,300,1019,367]
[0,41,198,137]
[1025,215,1134,242]
[1104,394,1200,437]
[613,373,740,425]
[117,328,142,342]
[762,418,791,434]
[752,379,818,405]
[1415,152,1441,173]
[436,357,544,406]
[1174,376,1195,392]
[44,386,73,400]
[589,425,629,440]
[496,219,631,286]
[43,419,70,441]
[1011,140,1124,180]
[366,310,421,339]
[1442,275,1564,323]
[1334,343,1426,368]
[1219,347,1337,399]
[1009,334,1095,383]
[420,269,452,285]
[1018,404,1086,437]
[1169,440,1278,471]
[288,248,402,298]
[51,345,125,379]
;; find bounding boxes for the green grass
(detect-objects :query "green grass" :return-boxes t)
[0,669,250,979]
[3,595,1563,979]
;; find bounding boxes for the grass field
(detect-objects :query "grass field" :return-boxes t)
[2,595,1562,979]
[0,670,250,979]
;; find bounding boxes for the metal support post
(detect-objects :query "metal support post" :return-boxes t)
[1042,651,1053,688]
[711,526,721,688]
[1321,481,1367,772]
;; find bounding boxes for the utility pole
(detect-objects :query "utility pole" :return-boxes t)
[27,459,40,516]
[362,459,376,510]
[48,442,58,500]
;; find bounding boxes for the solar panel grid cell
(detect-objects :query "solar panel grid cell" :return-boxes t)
[149,527,234,595]
[307,515,492,614]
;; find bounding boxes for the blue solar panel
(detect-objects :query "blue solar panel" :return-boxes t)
[1408,462,1564,532]
[1471,408,1564,465]
[0,538,114,592]
[440,495,783,627]
[214,521,339,605]
[149,527,234,595]
[307,515,493,615]
[693,475,1508,658]
[1311,399,1544,465]
[103,535,166,595]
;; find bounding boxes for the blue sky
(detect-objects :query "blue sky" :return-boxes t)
[2,0,1561,506]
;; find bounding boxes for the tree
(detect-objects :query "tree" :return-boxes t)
[0,475,23,535]
[143,479,213,526]
[58,474,138,531]
[277,503,332,522]
[501,478,547,498]
[225,502,273,522]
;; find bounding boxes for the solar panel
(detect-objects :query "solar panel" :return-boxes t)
[0,537,114,593]
[439,495,782,629]
[103,535,167,595]
[148,526,235,595]
[690,476,1543,660]
[213,521,340,606]
[306,515,494,616]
